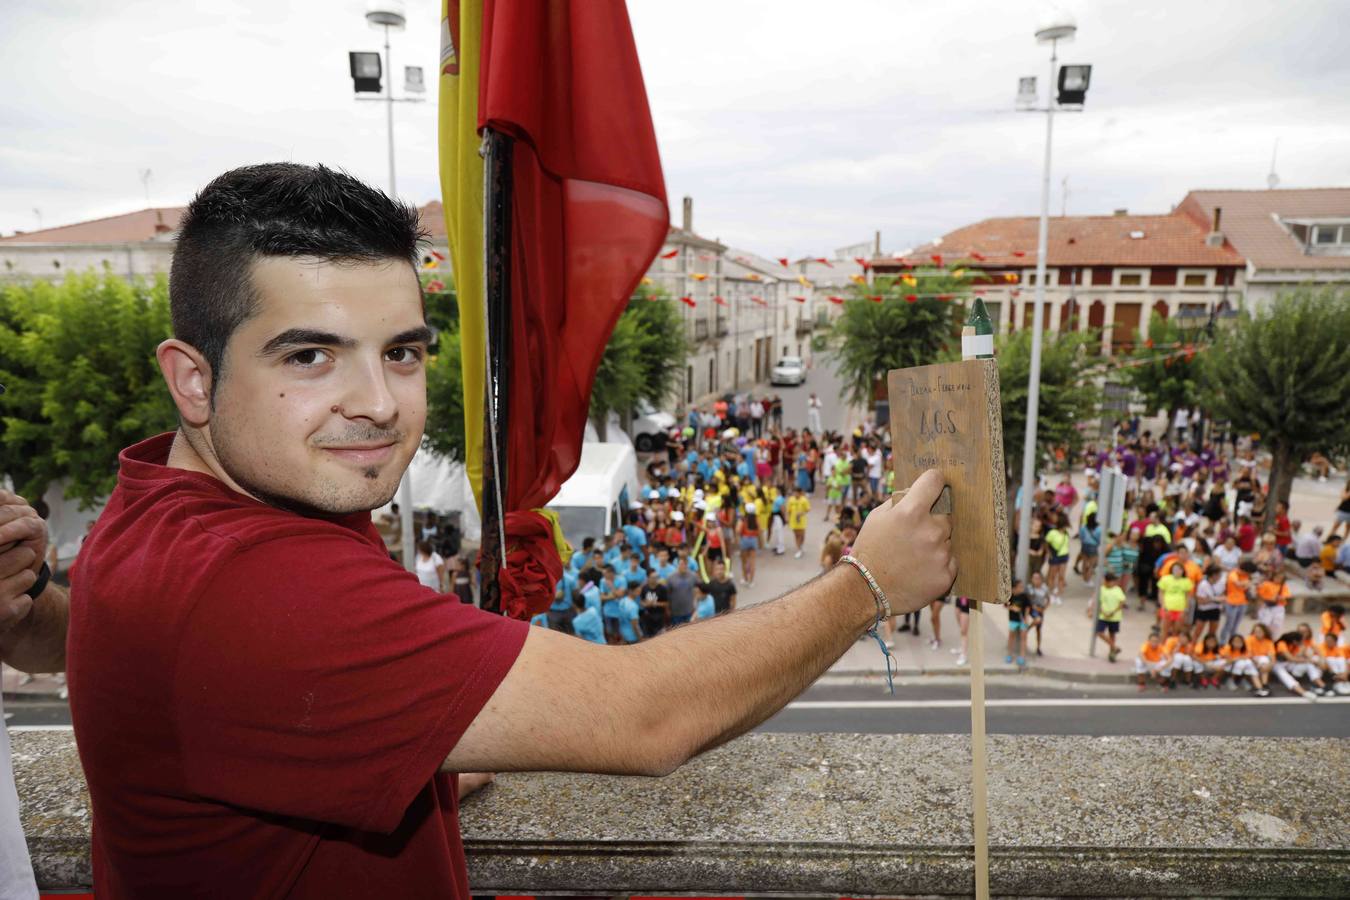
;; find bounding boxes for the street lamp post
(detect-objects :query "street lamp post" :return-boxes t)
[352,1,419,571]
[1013,14,1091,581]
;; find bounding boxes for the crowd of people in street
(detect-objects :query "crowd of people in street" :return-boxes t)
[533,393,1350,704]
[1012,413,1350,697]
[533,392,908,646]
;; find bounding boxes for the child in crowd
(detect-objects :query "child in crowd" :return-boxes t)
[1135,630,1172,692]
[1163,631,1196,688]
[1027,571,1050,657]
[1191,635,1223,688]
[1156,562,1194,639]
[1256,570,1291,635]
[1220,634,1268,695]
[1006,578,1031,668]
[1272,630,1333,700]
[1314,632,1349,695]
[1093,571,1126,662]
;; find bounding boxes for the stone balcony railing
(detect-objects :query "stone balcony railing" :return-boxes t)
[13,730,1349,897]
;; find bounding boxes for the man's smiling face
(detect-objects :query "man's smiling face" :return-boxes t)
[206,255,429,516]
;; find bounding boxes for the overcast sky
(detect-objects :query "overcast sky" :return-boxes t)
[2,0,1347,257]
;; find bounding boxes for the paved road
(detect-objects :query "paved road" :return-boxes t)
[10,676,1345,736]
[772,352,853,437]
[759,678,1350,738]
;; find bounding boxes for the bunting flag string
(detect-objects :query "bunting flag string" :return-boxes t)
[680,295,696,307]
[791,295,806,303]
[659,249,678,259]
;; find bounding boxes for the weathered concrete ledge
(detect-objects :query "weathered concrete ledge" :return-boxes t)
[14,730,1349,897]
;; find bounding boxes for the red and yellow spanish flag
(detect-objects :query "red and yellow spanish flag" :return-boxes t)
[439,0,668,611]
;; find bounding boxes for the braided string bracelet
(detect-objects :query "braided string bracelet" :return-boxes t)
[837,554,897,694]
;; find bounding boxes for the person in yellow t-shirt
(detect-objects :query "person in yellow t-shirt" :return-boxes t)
[1156,563,1194,639]
[786,486,811,559]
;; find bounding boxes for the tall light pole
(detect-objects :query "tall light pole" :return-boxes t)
[353,1,417,570]
[1014,13,1088,581]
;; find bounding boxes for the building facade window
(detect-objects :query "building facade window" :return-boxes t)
[1179,269,1210,288]
[1115,269,1147,287]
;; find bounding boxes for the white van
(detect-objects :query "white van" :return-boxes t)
[546,442,642,545]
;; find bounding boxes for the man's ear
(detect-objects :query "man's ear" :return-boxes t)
[156,339,214,427]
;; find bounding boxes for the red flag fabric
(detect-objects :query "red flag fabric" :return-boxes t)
[777,257,790,266]
[1012,250,1026,257]
[479,0,668,519]
[904,294,918,302]
[680,295,697,307]
[791,295,806,303]
[828,295,845,304]
[970,251,985,261]
[659,249,678,258]
[713,295,728,306]
[930,253,944,267]
[869,295,883,303]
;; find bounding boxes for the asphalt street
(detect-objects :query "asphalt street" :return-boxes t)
[759,677,1350,738]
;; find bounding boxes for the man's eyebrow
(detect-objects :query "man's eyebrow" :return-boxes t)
[257,328,356,357]
[390,326,434,346]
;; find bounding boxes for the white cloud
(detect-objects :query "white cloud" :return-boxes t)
[1,0,1346,258]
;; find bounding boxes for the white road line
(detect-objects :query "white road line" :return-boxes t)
[785,696,1349,711]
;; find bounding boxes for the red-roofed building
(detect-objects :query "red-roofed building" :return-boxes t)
[1175,188,1350,307]
[871,211,1246,355]
[1,203,451,283]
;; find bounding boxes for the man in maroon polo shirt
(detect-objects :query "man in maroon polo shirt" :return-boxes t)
[0,163,956,898]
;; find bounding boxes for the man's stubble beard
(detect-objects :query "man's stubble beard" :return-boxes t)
[204,417,405,519]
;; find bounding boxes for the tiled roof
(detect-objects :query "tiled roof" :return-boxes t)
[873,213,1244,269]
[3,202,452,244]
[1176,188,1350,271]
[0,207,186,243]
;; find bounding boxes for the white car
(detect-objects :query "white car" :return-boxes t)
[770,356,807,386]
[631,402,676,452]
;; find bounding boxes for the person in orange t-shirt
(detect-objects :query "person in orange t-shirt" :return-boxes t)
[1256,571,1291,635]
[1221,561,1257,644]
[1272,631,1331,699]
[1135,630,1172,692]
[1191,635,1223,688]
[1220,634,1268,694]
[1321,605,1345,642]
[1162,633,1196,687]
[1247,624,1277,681]
[1313,632,1349,694]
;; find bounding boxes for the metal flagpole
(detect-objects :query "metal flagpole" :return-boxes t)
[480,128,513,614]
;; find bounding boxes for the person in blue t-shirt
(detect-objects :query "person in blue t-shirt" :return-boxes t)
[529,613,549,628]
[569,536,596,572]
[547,576,575,631]
[693,580,716,621]
[570,586,607,645]
[578,577,601,614]
[648,547,677,581]
[623,513,647,551]
[599,564,626,602]
[621,555,647,589]
[615,583,643,644]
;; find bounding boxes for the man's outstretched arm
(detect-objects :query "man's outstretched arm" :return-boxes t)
[444,469,955,777]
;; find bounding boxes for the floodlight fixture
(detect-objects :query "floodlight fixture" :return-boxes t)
[349,51,382,93]
[1057,64,1092,105]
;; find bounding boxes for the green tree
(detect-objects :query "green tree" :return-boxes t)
[422,318,466,463]
[828,272,967,407]
[1200,286,1350,527]
[0,271,178,507]
[589,283,689,441]
[1123,312,1202,439]
[992,328,1102,490]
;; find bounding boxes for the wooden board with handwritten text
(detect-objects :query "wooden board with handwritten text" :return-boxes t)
[887,359,1011,603]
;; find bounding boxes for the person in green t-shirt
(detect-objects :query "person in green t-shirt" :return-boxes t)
[1044,512,1071,602]
[1094,571,1126,662]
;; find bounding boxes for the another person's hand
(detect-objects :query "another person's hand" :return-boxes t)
[850,469,955,616]
[0,490,46,634]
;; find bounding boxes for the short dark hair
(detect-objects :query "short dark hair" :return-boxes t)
[169,162,425,401]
